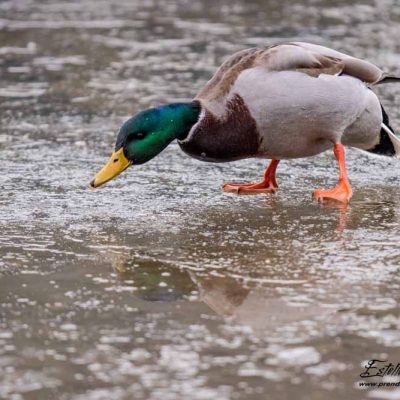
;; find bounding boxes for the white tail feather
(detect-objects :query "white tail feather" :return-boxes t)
[381,123,400,159]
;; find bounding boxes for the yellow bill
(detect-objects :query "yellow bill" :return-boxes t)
[90,148,131,189]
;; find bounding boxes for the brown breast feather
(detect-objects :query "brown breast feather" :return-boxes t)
[179,94,260,162]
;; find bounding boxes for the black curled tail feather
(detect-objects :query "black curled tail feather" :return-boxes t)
[367,105,397,157]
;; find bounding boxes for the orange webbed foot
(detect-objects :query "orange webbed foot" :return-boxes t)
[223,181,278,194]
[313,179,353,204]
[313,144,353,204]
[222,159,279,195]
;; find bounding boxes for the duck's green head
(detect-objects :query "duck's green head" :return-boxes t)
[90,102,200,188]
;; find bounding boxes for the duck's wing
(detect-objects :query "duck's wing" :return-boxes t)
[291,42,394,84]
[195,47,263,108]
[196,42,396,110]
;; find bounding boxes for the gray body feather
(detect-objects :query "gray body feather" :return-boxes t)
[232,69,382,159]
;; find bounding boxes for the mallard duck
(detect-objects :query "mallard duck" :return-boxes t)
[90,42,400,203]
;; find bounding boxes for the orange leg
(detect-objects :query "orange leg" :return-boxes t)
[313,144,353,203]
[223,160,280,194]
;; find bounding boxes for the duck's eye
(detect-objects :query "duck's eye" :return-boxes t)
[136,132,145,139]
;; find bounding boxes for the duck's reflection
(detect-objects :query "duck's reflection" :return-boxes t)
[95,194,399,337]
[110,256,329,337]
